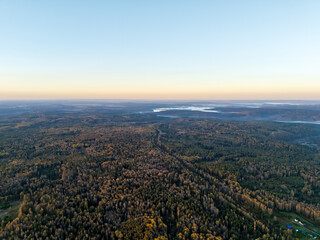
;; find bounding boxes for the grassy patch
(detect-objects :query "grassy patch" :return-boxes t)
[0,200,22,224]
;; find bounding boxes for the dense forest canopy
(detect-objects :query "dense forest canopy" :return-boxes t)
[0,102,320,239]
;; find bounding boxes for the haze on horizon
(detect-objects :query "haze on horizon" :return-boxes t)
[1,1,320,100]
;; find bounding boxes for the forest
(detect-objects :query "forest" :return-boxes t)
[0,107,320,239]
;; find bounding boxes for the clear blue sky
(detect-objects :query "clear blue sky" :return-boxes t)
[0,1,319,99]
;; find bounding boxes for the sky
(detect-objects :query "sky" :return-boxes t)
[0,1,320,100]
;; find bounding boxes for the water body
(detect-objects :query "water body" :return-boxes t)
[151,104,320,125]
[277,120,320,125]
[153,106,219,113]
